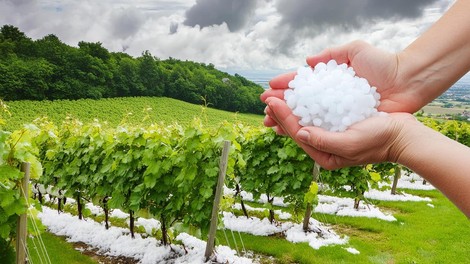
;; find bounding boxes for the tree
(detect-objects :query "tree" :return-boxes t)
[0,25,27,42]
[138,51,164,96]
[113,57,144,96]
[0,58,53,100]
[0,25,35,58]
[78,41,110,61]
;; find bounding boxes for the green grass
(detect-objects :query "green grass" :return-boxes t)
[27,231,97,264]
[27,189,470,263]
[3,97,264,131]
[216,189,470,264]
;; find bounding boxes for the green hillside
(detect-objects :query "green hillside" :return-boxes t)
[0,25,264,114]
[3,97,264,131]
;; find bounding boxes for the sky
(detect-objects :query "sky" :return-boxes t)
[0,0,456,75]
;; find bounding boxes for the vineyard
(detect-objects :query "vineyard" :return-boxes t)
[1,97,264,132]
[2,99,470,263]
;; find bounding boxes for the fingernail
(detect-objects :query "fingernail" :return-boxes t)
[264,106,268,114]
[297,130,309,143]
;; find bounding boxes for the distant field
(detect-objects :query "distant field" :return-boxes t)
[421,105,466,115]
[6,97,470,131]
[3,97,264,131]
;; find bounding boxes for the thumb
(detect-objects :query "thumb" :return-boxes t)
[306,47,349,68]
[307,40,369,67]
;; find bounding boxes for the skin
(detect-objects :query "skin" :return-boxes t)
[260,0,470,217]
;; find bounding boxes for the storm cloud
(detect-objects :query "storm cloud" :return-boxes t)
[276,0,440,30]
[273,0,441,54]
[183,0,258,32]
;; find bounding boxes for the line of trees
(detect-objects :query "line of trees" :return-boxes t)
[0,25,264,114]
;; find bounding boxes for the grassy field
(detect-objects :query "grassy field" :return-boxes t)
[421,99,470,117]
[2,97,264,131]
[421,105,467,115]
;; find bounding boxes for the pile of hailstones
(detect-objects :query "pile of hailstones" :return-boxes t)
[284,60,385,132]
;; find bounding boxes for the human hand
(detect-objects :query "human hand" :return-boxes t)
[305,40,428,113]
[264,96,419,170]
[261,40,426,136]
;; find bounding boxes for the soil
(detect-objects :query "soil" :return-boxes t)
[72,241,139,264]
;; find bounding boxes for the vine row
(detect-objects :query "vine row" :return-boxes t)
[2,113,470,254]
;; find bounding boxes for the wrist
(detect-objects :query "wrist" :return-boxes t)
[387,117,447,171]
[394,50,432,111]
[386,116,428,166]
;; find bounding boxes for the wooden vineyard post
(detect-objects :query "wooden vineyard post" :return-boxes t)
[205,140,231,261]
[16,162,30,264]
[303,162,321,231]
[391,165,401,195]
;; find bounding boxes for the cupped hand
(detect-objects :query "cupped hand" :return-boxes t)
[261,40,426,137]
[264,96,419,170]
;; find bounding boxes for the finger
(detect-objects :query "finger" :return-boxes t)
[296,126,355,157]
[263,114,278,127]
[264,104,287,135]
[306,48,351,68]
[264,114,288,135]
[260,88,286,103]
[306,41,369,67]
[290,126,351,169]
[265,97,301,139]
[265,97,352,169]
[306,49,334,67]
[273,126,288,136]
[263,108,288,135]
[296,143,345,170]
[269,72,297,89]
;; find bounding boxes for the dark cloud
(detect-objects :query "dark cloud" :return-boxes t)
[277,0,439,30]
[5,0,34,7]
[110,8,145,40]
[274,0,440,54]
[183,0,258,32]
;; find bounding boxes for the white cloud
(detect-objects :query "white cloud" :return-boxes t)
[0,0,455,71]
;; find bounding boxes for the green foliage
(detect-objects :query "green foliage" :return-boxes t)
[368,163,396,190]
[0,99,9,128]
[29,117,326,243]
[33,117,238,245]
[421,117,470,146]
[304,181,319,205]
[2,97,264,132]
[233,127,314,223]
[0,25,264,114]
[321,166,370,203]
[4,106,470,255]
[0,237,15,263]
[0,123,42,260]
